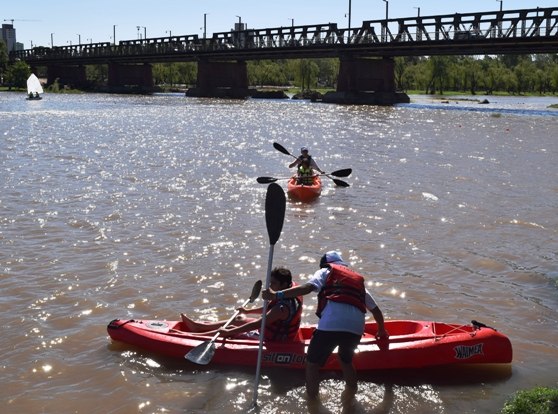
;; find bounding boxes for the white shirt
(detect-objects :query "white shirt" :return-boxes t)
[306,264,378,335]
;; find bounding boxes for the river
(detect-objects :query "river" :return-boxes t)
[1,91,557,413]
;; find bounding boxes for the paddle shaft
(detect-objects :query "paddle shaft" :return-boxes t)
[252,243,275,404]
[252,183,286,407]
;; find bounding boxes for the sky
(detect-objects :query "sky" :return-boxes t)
[3,0,557,49]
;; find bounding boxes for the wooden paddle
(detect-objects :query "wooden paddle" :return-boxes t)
[272,142,351,187]
[256,168,352,184]
[184,280,262,365]
[252,183,286,407]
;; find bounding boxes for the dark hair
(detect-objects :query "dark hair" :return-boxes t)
[271,267,292,286]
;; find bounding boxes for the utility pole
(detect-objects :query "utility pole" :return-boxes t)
[204,13,207,40]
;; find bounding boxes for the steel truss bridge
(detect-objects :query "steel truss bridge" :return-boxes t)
[11,7,558,65]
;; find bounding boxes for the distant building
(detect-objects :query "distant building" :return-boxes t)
[1,24,16,52]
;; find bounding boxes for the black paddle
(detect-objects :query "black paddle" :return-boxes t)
[184,280,262,365]
[256,168,352,184]
[252,183,286,407]
[272,142,351,187]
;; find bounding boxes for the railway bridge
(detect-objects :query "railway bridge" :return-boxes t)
[10,6,558,104]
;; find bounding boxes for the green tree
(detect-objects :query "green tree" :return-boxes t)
[426,56,450,94]
[550,65,558,94]
[5,60,30,88]
[86,64,108,85]
[248,60,288,86]
[314,58,338,87]
[293,59,319,91]
[0,40,8,82]
[153,62,196,86]
[513,58,536,94]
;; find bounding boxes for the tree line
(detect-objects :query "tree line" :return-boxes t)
[152,54,558,95]
[2,39,557,95]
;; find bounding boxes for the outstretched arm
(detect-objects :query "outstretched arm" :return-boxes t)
[370,306,389,339]
[262,283,315,301]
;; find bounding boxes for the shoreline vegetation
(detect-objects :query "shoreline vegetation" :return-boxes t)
[501,386,558,414]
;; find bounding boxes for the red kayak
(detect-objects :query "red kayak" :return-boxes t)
[287,175,322,202]
[107,319,512,371]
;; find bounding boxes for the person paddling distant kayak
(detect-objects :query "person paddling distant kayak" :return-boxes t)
[289,147,324,174]
[296,158,316,185]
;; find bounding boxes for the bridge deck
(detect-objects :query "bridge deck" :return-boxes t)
[10,7,558,65]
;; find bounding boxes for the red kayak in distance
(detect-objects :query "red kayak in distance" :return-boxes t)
[287,175,322,202]
[107,319,512,371]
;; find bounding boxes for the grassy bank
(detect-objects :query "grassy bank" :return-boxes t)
[501,386,558,414]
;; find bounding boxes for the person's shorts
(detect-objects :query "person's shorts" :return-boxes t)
[306,330,361,366]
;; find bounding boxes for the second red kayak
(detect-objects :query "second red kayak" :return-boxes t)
[287,175,322,202]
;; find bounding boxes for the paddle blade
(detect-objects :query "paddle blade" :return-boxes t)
[250,280,263,302]
[273,142,292,156]
[265,183,286,245]
[332,178,350,187]
[257,177,277,184]
[185,340,216,365]
[330,168,352,178]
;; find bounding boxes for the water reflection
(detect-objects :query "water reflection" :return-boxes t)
[1,92,557,414]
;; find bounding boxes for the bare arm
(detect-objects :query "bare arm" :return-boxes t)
[370,306,389,339]
[262,283,315,301]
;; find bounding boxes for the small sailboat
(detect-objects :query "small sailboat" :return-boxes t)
[26,74,44,100]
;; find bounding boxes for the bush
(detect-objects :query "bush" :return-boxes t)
[501,387,558,414]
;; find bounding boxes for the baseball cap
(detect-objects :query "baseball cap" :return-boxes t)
[319,250,345,268]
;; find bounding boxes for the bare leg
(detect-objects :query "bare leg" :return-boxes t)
[339,358,358,400]
[305,361,321,401]
[180,313,250,332]
[180,313,226,332]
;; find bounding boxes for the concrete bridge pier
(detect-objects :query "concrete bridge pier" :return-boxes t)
[107,63,154,93]
[323,57,410,105]
[186,60,252,99]
[46,65,87,88]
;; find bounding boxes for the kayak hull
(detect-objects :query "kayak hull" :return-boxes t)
[287,176,321,202]
[107,319,512,371]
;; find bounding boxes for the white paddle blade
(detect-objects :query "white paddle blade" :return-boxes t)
[184,341,216,365]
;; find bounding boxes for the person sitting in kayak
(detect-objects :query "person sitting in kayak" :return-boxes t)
[289,146,324,174]
[296,157,316,185]
[180,267,303,342]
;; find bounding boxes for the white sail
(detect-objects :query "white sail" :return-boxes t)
[27,74,44,95]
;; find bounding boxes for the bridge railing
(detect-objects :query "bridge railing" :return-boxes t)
[371,7,558,42]
[10,7,558,63]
